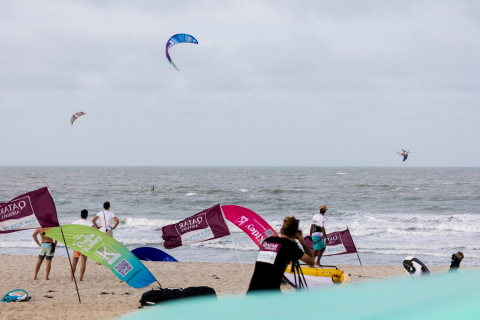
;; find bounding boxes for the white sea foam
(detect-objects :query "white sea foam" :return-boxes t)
[239,189,248,193]
[192,241,258,251]
[186,193,197,196]
[360,249,453,258]
[356,243,473,251]
[0,241,38,248]
[121,217,179,227]
[437,223,480,233]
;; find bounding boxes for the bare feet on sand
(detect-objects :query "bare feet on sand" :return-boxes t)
[71,277,83,281]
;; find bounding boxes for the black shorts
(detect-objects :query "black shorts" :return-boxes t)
[39,254,54,261]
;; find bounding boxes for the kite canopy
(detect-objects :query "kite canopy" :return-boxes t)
[165,34,198,71]
[70,112,86,125]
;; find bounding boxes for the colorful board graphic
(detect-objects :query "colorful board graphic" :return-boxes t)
[46,225,157,288]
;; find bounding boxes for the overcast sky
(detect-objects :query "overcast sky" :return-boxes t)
[0,0,479,166]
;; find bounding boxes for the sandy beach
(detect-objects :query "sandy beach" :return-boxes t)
[0,254,454,320]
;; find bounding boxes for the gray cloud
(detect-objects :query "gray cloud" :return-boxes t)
[0,0,479,166]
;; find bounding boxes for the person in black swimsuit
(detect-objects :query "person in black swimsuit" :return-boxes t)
[247,216,315,293]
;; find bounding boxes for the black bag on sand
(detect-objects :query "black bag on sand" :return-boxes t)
[180,286,216,298]
[139,286,216,306]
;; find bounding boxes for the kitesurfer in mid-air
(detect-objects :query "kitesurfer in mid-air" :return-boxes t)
[399,150,409,162]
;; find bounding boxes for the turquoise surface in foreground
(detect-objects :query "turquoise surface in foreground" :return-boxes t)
[121,269,480,320]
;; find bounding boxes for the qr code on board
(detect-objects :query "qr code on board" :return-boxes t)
[114,259,133,277]
[265,229,274,237]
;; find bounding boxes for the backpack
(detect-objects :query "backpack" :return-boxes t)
[139,286,216,306]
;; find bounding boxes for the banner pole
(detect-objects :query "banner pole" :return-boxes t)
[348,227,362,266]
[46,184,82,304]
[60,226,82,303]
[219,204,245,274]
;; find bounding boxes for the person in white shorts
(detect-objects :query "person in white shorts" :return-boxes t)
[92,201,119,237]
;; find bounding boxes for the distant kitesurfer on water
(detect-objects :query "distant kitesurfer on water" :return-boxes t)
[398,149,409,162]
[151,186,154,192]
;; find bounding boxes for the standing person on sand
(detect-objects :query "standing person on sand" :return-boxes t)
[92,201,119,237]
[32,227,57,280]
[70,209,93,282]
[247,216,315,294]
[309,205,329,267]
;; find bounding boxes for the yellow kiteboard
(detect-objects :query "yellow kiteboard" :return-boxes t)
[285,265,350,284]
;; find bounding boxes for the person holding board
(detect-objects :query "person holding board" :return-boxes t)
[310,205,329,267]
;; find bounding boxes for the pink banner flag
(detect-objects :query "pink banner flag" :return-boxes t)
[162,204,230,249]
[221,205,278,247]
[304,228,358,256]
[0,187,59,234]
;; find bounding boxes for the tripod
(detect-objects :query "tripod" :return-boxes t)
[290,260,308,290]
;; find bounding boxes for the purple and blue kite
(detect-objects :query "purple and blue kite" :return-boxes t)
[165,34,198,71]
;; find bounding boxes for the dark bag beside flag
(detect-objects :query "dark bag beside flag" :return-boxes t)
[161,204,230,249]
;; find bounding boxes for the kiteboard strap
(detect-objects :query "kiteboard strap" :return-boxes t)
[219,204,245,274]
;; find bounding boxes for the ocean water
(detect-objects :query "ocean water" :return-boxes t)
[1,167,479,267]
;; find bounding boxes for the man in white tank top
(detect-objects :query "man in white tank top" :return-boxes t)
[92,201,119,237]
